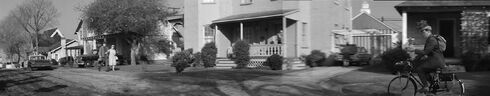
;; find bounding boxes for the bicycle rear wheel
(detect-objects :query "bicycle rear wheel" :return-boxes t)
[441,75,465,96]
[388,76,418,96]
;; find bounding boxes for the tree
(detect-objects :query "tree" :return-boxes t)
[0,15,31,63]
[11,0,59,54]
[81,0,174,65]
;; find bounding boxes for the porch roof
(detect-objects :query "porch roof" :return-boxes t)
[213,9,298,23]
[395,1,490,13]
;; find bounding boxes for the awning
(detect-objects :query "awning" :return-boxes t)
[395,1,490,14]
[213,9,298,23]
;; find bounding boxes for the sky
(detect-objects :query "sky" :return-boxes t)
[0,0,94,40]
[0,0,401,39]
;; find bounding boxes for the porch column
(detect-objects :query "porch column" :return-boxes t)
[240,22,243,40]
[215,25,218,42]
[282,17,287,57]
[402,11,408,47]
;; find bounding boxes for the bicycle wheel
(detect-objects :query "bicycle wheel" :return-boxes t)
[441,75,465,96]
[388,76,418,96]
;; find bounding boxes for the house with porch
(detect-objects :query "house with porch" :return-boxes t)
[395,1,490,59]
[184,0,352,68]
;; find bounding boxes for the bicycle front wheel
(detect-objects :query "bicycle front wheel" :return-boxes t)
[388,76,418,96]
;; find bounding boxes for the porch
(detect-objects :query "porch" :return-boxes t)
[396,4,490,58]
[210,9,306,69]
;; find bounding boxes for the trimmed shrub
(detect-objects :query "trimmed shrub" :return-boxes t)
[232,40,250,69]
[305,50,326,67]
[264,54,283,70]
[201,42,217,68]
[380,44,410,73]
[171,49,194,73]
[193,52,202,67]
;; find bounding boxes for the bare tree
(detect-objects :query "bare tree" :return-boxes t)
[11,0,59,54]
[0,15,31,63]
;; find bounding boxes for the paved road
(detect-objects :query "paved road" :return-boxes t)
[0,69,101,96]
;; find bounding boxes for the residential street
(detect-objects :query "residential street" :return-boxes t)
[1,64,489,96]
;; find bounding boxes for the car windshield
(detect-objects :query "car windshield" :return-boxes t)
[30,56,46,60]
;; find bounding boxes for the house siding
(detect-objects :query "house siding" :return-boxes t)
[184,0,351,57]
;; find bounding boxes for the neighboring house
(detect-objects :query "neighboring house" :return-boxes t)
[344,1,399,55]
[184,0,352,62]
[395,1,490,58]
[38,28,82,61]
[76,14,184,62]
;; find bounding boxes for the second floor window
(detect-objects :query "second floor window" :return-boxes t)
[202,0,215,4]
[241,0,252,5]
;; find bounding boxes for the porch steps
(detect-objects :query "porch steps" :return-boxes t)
[215,59,237,69]
[285,58,307,70]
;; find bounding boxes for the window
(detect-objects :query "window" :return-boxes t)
[241,0,253,5]
[204,25,215,43]
[202,0,215,4]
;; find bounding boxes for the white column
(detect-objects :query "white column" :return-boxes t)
[240,22,243,40]
[402,11,408,47]
[282,17,287,57]
[215,25,218,42]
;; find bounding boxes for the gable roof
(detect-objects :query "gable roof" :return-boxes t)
[47,28,64,38]
[75,20,83,34]
[352,12,399,32]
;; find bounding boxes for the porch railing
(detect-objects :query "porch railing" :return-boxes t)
[249,44,283,56]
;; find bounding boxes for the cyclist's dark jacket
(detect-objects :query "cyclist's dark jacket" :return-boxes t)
[416,35,445,69]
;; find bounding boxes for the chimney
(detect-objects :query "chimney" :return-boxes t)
[360,1,371,14]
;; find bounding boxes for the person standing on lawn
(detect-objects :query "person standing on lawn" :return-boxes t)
[106,45,118,71]
[414,25,446,93]
[98,43,109,71]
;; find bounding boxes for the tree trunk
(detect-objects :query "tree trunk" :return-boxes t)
[130,40,141,65]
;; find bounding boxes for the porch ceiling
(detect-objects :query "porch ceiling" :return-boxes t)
[212,9,298,24]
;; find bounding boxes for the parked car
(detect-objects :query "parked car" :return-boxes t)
[334,45,372,66]
[26,55,54,70]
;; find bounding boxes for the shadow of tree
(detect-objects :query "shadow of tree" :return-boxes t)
[34,85,68,92]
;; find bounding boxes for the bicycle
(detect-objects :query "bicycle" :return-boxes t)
[387,60,465,96]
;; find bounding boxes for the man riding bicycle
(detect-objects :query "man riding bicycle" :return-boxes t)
[413,24,446,93]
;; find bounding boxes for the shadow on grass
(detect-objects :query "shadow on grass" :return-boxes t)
[252,83,342,96]
[138,69,283,82]
[356,64,395,75]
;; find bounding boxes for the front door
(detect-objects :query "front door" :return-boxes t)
[439,20,455,57]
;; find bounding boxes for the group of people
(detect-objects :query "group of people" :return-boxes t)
[97,44,118,72]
